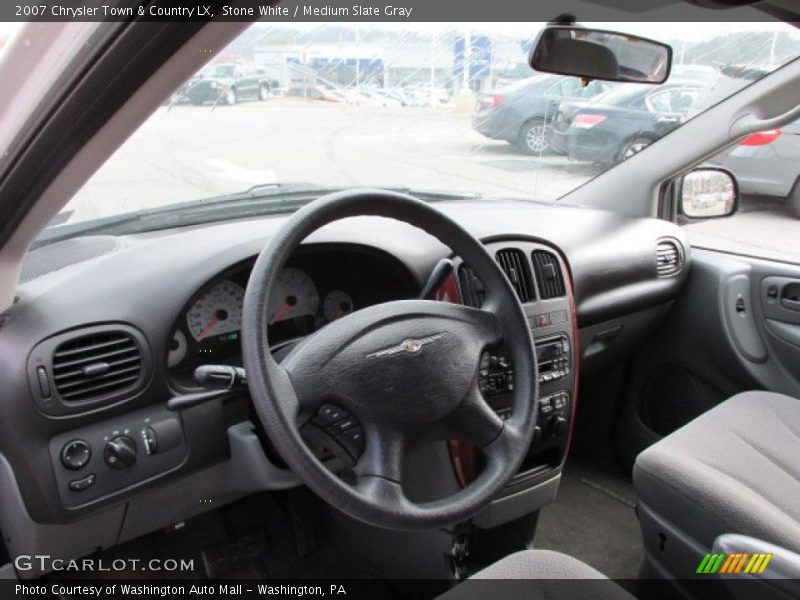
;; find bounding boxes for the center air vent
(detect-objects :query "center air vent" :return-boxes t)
[656,239,684,277]
[495,248,535,303]
[52,330,143,403]
[531,250,566,299]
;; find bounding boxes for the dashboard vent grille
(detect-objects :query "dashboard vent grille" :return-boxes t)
[458,265,485,308]
[531,250,566,299]
[495,249,535,303]
[52,331,142,402]
[657,239,683,277]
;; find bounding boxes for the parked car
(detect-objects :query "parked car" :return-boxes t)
[549,81,703,163]
[472,75,615,154]
[286,85,344,102]
[708,121,800,218]
[182,63,275,105]
[343,88,403,108]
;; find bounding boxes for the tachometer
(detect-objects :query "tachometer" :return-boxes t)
[268,268,320,325]
[323,290,353,322]
[186,279,245,341]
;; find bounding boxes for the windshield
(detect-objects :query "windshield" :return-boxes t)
[209,64,236,78]
[43,22,800,237]
[591,85,647,107]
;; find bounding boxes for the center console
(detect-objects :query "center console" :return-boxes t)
[449,240,578,526]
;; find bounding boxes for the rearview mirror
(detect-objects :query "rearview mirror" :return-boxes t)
[680,168,738,219]
[530,26,672,84]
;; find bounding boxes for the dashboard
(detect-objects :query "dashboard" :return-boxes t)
[0,197,690,574]
[166,246,417,388]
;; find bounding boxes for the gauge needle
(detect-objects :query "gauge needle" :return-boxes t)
[197,317,220,340]
[269,303,291,325]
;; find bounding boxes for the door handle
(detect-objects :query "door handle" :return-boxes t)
[781,282,800,311]
[782,298,800,312]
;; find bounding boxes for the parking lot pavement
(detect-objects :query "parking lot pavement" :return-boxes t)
[65,99,797,265]
[683,204,800,264]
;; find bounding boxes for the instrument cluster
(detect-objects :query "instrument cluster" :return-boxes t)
[167,246,417,387]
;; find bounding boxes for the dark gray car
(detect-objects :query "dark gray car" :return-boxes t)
[183,63,274,106]
[472,75,614,154]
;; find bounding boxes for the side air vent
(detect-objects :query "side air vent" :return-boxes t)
[656,239,684,277]
[52,330,143,403]
[495,249,535,303]
[531,250,566,299]
[458,265,486,308]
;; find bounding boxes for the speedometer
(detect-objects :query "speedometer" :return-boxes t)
[268,268,320,325]
[186,280,245,341]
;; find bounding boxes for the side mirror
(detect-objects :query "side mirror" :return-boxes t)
[680,168,738,219]
[530,26,672,84]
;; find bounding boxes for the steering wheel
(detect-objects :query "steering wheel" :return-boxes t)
[241,189,538,530]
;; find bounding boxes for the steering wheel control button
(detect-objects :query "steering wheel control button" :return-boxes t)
[61,440,92,470]
[331,418,357,433]
[340,427,366,457]
[68,473,95,492]
[315,404,349,425]
[142,426,158,455]
[103,435,137,469]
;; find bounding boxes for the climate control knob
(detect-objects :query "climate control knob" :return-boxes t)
[103,435,137,470]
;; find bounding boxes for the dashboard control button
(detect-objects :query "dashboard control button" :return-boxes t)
[104,435,137,469]
[142,426,158,455]
[37,366,51,399]
[532,426,543,445]
[61,440,91,470]
[68,473,95,491]
[549,416,568,437]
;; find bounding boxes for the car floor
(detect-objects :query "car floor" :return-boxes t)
[533,457,644,583]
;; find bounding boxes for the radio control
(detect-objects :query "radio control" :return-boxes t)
[478,352,514,397]
[536,334,570,384]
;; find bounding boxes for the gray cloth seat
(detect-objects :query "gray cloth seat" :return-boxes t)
[438,550,635,600]
[633,391,800,575]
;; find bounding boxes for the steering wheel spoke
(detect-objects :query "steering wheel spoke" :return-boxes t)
[481,420,527,470]
[353,426,407,483]
[467,304,505,350]
[450,385,505,448]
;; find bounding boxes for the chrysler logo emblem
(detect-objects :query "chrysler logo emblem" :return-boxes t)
[366,333,445,358]
[402,339,422,354]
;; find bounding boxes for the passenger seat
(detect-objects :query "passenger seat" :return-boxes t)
[633,391,800,579]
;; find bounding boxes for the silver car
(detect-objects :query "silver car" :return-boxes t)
[708,121,800,218]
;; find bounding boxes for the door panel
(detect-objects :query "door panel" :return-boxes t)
[614,248,800,468]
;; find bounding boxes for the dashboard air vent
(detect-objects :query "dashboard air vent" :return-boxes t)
[531,250,566,299]
[52,331,143,403]
[495,249,535,303]
[656,239,683,277]
[458,265,485,308]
